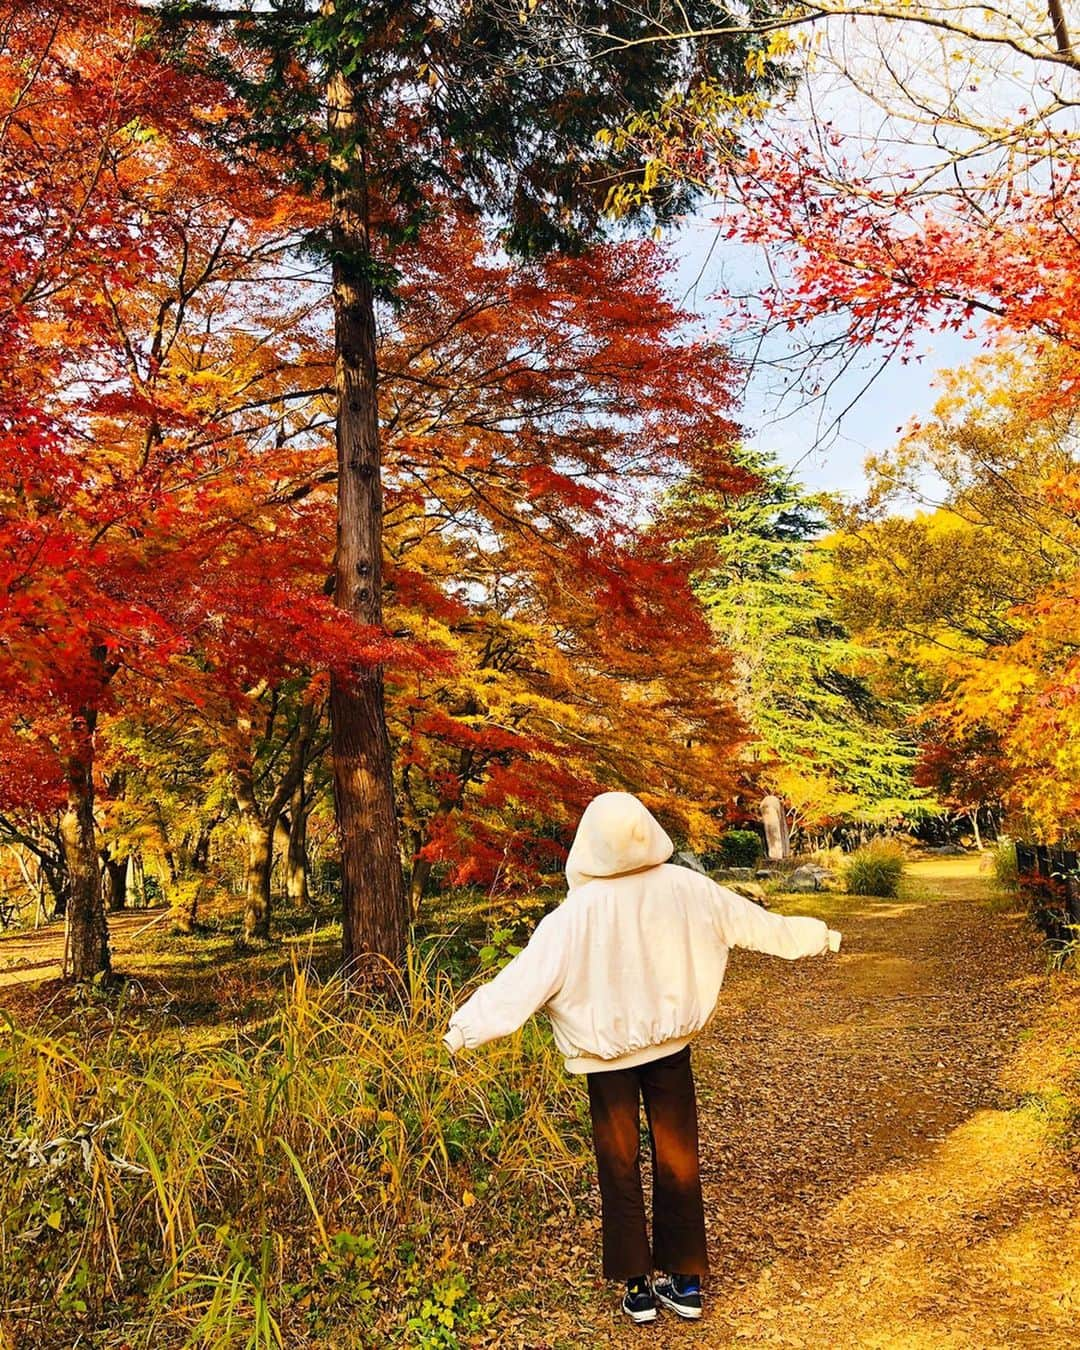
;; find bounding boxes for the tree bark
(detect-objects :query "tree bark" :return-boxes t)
[242,817,274,942]
[285,787,311,907]
[59,728,110,981]
[42,858,69,917]
[234,697,315,942]
[103,853,127,911]
[1048,0,1072,55]
[326,53,408,982]
[409,855,432,916]
[171,820,216,935]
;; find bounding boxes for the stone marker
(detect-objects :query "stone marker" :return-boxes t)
[761,795,791,861]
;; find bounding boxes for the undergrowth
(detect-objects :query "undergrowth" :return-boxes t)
[990,838,1020,893]
[0,946,590,1349]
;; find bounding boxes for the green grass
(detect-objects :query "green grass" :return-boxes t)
[990,838,1019,892]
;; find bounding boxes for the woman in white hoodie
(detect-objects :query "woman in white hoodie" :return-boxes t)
[442,791,840,1325]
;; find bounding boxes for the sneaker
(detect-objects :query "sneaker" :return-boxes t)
[621,1275,657,1324]
[654,1272,703,1320]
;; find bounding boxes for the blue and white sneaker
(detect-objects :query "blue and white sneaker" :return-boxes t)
[621,1275,657,1324]
[654,1272,703,1320]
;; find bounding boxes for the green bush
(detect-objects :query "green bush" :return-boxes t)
[844,839,906,897]
[715,830,763,869]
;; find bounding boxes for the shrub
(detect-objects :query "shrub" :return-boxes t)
[715,830,763,869]
[807,847,845,873]
[844,839,906,897]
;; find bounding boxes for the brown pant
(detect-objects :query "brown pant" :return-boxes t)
[586,1044,708,1281]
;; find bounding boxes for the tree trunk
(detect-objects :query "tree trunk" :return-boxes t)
[131,852,146,908]
[409,855,432,916]
[285,789,311,908]
[970,810,984,852]
[170,822,213,936]
[59,734,110,981]
[41,857,70,918]
[1048,0,1072,55]
[242,816,274,943]
[171,882,201,937]
[327,56,408,982]
[103,853,127,911]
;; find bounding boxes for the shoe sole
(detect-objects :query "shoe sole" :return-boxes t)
[622,1306,658,1324]
[655,1291,703,1321]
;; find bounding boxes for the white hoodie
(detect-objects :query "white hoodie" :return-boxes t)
[443,792,840,1074]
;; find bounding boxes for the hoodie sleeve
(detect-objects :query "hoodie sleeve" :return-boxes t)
[444,909,568,1052]
[708,881,835,960]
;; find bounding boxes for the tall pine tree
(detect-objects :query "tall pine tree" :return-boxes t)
[666,449,928,841]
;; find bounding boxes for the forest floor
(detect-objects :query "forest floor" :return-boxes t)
[510,857,1080,1350]
[0,905,175,987]
[2,859,1079,1349]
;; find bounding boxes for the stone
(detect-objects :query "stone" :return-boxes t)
[674,850,708,875]
[788,865,823,892]
[761,795,791,861]
[725,880,769,908]
[755,869,773,880]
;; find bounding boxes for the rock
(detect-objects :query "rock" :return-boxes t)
[755,869,773,880]
[788,865,824,892]
[725,880,769,908]
[673,850,708,875]
[712,866,755,881]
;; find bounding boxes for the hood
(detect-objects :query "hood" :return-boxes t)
[565,792,674,890]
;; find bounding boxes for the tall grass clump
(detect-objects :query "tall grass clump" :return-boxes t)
[0,947,590,1349]
[844,839,906,897]
[991,838,1019,892]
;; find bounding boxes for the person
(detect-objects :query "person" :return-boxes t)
[442,791,841,1325]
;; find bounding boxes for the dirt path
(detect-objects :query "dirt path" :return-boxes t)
[539,858,1080,1349]
[0,906,173,989]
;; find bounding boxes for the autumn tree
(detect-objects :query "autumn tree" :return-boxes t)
[155,0,789,978]
[0,3,411,976]
[574,2,1080,843]
[823,354,1080,839]
[363,213,750,898]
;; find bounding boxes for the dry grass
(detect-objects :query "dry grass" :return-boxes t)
[0,942,589,1349]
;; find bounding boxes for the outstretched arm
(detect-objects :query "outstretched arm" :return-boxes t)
[709,881,840,960]
[443,909,567,1053]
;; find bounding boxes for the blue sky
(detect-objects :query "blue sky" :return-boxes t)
[654,9,1067,504]
[668,208,990,503]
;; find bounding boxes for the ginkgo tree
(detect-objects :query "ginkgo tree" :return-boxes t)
[824,354,1080,840]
